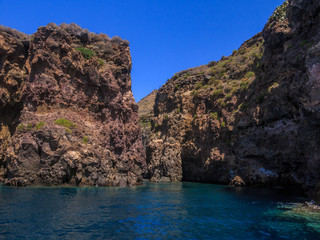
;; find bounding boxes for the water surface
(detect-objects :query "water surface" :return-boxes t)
[0,182,319,239]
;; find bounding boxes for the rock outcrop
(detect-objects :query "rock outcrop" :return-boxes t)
[138,90,157,150]
[138,90,157,117]
[0,23,146,186]
[142,0,320,200]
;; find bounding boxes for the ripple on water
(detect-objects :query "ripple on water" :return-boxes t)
[0,182,320,239]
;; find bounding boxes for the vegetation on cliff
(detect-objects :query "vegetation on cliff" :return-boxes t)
[0,23,146,187]
[139,0,320,202]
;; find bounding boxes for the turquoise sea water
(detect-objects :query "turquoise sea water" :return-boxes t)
[0,182,319,240]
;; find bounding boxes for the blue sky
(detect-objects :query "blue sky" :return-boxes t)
[0,0,284,102]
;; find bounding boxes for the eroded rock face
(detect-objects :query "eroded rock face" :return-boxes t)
[143,0,320,200]
[0,23,146,186]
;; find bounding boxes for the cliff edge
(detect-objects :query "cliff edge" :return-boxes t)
[0,23,146,186]
[142,0,320,200]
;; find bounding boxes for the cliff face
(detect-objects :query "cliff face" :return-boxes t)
[144,0,320,199]
[138,90,157,117]
[0,23,146,186]
[138,90,158,150]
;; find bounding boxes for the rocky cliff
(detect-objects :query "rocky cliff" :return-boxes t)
[142,0,320,200]
[0,23,146,186]
[138,90,157,150]
[138,90,157,117]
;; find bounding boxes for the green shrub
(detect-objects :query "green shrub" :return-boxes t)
[98,58,104,66]
[211,69,218,76]
[82,136,90,144]
[185,73,191,78]
[176,108,180,114]
[232,81,238,87]
[240,81,249,90]
[35,122,46,130]
[300,40,308,47]
[231,86,239,94]
[191,90,198,96]
[54,118,76,133]
[54,118,76,129]
[140,116,152,129]
[217,60,227,68]
[195,83,203,90]
[225,94,232,100]
[218,72,225,78]
[75,47,96,60]
[221,121,226,127]
[210,79,220,86]
[193,114,197,120]
[269,1,289,22]
[217,98,227,108]
[211,112,218,120]
[65,128,72,134]
[164,114,169,121]
[299,41,313,49]
[217,84,224,90]
[17,124,26,131]
[220,102,227,108]
[212,89,223,98]
[245,71,255,79]
[27,123,34,131]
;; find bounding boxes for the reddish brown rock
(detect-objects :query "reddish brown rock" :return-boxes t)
[141,0,320,200]
[230,176,245,187]
[0,23,146,186]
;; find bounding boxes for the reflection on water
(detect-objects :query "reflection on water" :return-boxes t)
[0,182,319,239]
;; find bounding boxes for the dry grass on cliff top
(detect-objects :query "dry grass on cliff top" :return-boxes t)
[138,90,158,116]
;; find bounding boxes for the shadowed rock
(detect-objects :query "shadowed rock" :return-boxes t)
[141,0,320,201]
